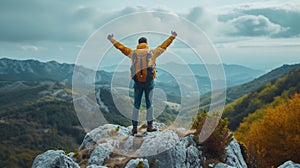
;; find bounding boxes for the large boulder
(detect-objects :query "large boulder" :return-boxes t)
[146,135,202,168]
[88,141,114,166]
[32,150,80,168]
[136,130,180,156]
[79,124,130,150]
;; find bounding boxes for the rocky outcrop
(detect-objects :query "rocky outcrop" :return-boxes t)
[146,135,202,168]
[88,142,114,166]
[225,138,247,168]
[31,150,80,168]
[136,130,180,156]
[32,123,248,168]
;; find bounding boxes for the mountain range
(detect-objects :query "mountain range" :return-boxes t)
[0,58,265,107]
[102,62,265,89]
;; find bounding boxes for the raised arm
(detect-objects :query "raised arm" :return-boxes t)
[107,34,134,58]
[152,31,177,59]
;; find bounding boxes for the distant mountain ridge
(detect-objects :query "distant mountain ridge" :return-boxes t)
[102,62,264,87]
[102,62,263,76]
[0,58,265,96]
[0,58,73,82]
[2,58,299,108]
[0,58,112,85]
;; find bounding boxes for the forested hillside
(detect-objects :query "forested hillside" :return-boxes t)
[222,67,300,167]
[0,82,85,167]
[223,66,300,130]
[200,64,300,110]
[226,64,300,102]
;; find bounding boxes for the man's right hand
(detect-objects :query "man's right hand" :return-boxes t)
[107,34,114,40]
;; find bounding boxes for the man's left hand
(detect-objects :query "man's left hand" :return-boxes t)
[107,34,114,40]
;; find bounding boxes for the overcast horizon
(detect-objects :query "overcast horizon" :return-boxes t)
[1,0,300,71]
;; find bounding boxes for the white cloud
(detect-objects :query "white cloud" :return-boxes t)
[0,0,96,41]
[216,3,300,37]
[224,15,287,36]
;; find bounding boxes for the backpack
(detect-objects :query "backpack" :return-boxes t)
[130,49,156,82]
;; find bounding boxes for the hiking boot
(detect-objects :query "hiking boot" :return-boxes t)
[147,124,157,132]
[132,126,137,135]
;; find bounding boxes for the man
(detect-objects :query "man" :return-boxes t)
[107,31,177,135]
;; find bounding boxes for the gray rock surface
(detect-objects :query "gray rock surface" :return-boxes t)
[88,141,114,166]
[225,138,248,168]
[148,135,202,168]
[278,161,300,168]
[215,162,235,168]
[136,130,180,156]
[87,165,108,168]
[79,124,130,150]
[125,158,149,168]
[186,145,202,168]
[31,150,80,168]
[80,122,166,150]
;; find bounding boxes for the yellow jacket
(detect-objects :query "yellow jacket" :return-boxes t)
[109,35,175,66]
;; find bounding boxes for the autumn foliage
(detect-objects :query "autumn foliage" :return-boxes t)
[244,93,300,167]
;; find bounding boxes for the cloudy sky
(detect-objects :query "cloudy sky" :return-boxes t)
[1,0,300,71]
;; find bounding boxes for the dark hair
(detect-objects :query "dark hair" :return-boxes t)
[138,37,147,44]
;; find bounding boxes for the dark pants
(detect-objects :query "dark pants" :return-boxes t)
[132,80,155,126]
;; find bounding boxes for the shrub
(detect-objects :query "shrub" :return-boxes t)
[136,161,144,168]
[192,110,233,162]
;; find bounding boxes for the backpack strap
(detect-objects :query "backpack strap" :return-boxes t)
[146,51,152,67]
[131,52,137,79]
[139,52,143,78]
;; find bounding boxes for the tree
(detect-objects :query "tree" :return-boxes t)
[246,93,300,167]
